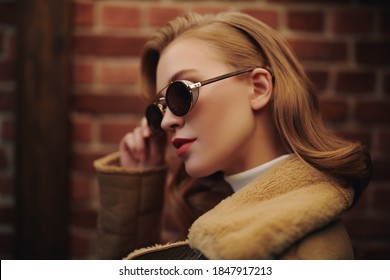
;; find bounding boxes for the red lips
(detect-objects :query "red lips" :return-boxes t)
[172,138,196,157]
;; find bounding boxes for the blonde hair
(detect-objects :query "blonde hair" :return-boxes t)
[141,12,371,236]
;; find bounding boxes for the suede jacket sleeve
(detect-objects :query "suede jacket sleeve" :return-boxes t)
[94,152,168,259]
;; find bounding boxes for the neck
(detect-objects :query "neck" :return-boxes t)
[225,109,287,176]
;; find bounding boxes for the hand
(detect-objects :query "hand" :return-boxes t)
[119,118,167,169]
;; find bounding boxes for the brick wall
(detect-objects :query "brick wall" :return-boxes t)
[1,0,389,259]
[71,0,390,259]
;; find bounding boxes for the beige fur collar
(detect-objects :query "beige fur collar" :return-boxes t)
[188,155,354,259]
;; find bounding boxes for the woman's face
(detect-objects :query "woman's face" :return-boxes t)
[157,38,261,177]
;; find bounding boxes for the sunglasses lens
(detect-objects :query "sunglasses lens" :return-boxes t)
[145,104,163,133]
[166,82,192,116]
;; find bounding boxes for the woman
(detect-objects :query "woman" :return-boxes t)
[94,12,371,259]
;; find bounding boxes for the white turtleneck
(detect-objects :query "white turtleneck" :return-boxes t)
[224,154,291,192]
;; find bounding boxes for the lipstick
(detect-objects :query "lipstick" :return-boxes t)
[172,138,196,157]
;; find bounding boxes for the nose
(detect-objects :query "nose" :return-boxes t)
[161,108,184,132]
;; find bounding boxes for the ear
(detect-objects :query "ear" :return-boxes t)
[248,68,273,111]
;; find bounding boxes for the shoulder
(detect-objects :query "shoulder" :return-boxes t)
[188,156,355,259]
[280,220,354,260]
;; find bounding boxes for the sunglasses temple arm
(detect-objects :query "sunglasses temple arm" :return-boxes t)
[197,67,257,87]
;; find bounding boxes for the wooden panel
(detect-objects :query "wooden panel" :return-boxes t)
[15,0,71,259]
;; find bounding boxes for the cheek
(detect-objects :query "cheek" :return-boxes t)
[185,112,254,177]
[183,84,255,176]
[192,83,252,132]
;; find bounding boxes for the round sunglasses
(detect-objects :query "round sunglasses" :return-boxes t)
[146,67,267,134]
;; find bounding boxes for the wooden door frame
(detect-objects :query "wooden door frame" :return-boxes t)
[15,0,72,259]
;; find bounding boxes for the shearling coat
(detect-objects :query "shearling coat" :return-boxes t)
[95,152,355,260]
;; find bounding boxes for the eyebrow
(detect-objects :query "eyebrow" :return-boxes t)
[170,68,198,82]
[156,68,198,95]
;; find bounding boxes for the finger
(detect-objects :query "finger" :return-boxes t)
[132,127,147,162]
[119,132,132,155]
[147,132,167,166]
[121,131,145,157]
[119,133,138,166]
[141,117,152,138]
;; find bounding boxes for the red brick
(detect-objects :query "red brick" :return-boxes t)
[74,35,148,57]
[287,10,324,32]
[376,130,390,154]
[73,2,94,26]
[335,71,375,93]
[71,175,93,202]
[371,159,390,181]
[71,117,92,143]
[357,242,390,260]
[70,231,94,259]
[99,64,139,85]
[99,122,137,144]
[319,98,348,122]
[0,2,15,24]
[373,187,390,211]
[73,93,147,114]
[0,91,14,111]
[331,9,374,34]
[355,100,390,123]
[149,6,185,27]
[240,9,279,30]
[350,190,369,210]
[101,5,140,28]
[356,41,390,65]
[288,39,347,62]
[192,6,228,15]
[72,150,108,173]
[71,208,97,229]
[267,0,352,3]
[73,63,93,84]
[336,130,372,150]
[342,208,363,223]
[343,215,390,239]
[306,70,329,91]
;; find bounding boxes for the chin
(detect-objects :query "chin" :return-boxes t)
[183,161,216,178]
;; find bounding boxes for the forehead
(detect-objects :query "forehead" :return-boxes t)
[156,38,224,84]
